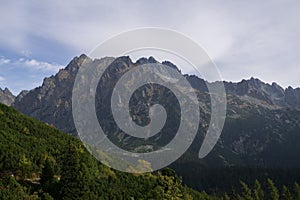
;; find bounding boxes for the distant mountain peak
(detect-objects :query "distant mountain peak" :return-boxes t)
[3,87,10,93]
[64,54,90,72]
[0,87,15,106]
[136,56,157,65]
[224,77,299,109]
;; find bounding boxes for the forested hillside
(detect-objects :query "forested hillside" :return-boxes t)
[0,103,202,199]
[1,103,300,199]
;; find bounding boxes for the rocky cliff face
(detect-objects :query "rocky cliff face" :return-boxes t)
[12,54,300,168]
[0,87,15,106]
[13,54,88,134]
[224,77,300,110]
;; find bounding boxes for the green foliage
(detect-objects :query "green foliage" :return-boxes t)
[0,103,202,199]
[18,154,33,179]
[267,178,279,200]
[59,144,92,199]
[240,181,253,200]
[282,185,292,200]
[40,157,56,194]
[0,176,39,199]
[253,179,264,200]
[0,103,77,177]
[294,182,300,200]
[223,193,230,200]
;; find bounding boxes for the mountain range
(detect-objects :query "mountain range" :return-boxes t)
[1,54,300,190]
[2,55,300,110]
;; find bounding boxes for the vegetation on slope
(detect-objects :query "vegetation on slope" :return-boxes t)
[0,103,201,199]
[1,103,300,199]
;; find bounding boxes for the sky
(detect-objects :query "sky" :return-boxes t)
[0,0,299,94]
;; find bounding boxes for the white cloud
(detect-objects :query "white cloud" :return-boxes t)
[0,58,10,65]
[0,56,64,94]
[0,56,63,73]
[19,58,63,72]
[0,0,299,88]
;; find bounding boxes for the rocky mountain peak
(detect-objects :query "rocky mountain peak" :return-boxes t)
[136,56,158,65]
[222,77,299,109]
[3,87,10,93]
[162,60,181,73]
[114,56,133,66]
[249,76,262,84]
[65,54,90,72]
[285,87,300,108]
[0,87,15,106]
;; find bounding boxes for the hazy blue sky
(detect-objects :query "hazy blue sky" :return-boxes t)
[0,0,299,94]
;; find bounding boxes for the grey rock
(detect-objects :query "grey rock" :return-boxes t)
[0,87,15,106]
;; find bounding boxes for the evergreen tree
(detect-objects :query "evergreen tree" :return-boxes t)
[240,181,253,200]
[40,158,55,186]
[253,179,264,200]
[294,182,300,200]
[282,185,292,200]
[40,157,56,197]
[267,178,279,200]
[18,154,32,179]
[59,144,91,199]
[154,171,184,199]
[231,189,240,200]
[223,193,230,200]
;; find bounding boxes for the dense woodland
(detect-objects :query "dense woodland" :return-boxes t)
[1,103,300,199]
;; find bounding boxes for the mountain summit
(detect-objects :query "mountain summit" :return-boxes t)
[0,87,15,106]
[224,77,300,109]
